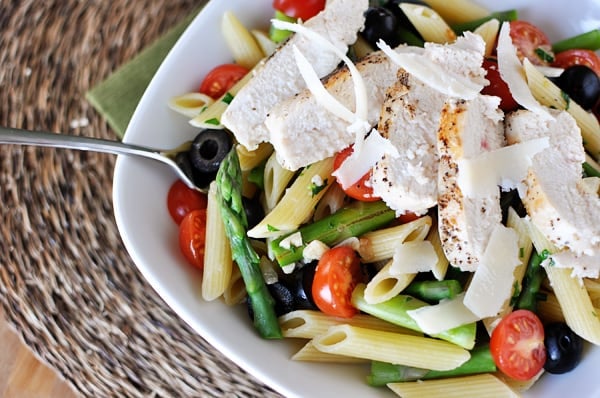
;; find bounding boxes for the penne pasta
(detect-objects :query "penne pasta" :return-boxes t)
[524,59,600,161]
[221,11,265,69]
[312,324,470,371]
[262,151,297,212]
[422,0,489,25]
[426,215,449,281]
[292,340,367,363]
[236,142,273,172]
[388,373,520,398]
[168,92,214,118]
[190,71,254,129]
[279,309,420,339]
[363,260,416,304]
[202,181,233,301]
[249,158,335,238]
[357,216,432,263]
[222,265,246,305]
[400,3,456,44]
[312,183,347,222]
[495,369,544,393]
[473,18,500,57]
[536,290,566,324]
[527,221,600,345]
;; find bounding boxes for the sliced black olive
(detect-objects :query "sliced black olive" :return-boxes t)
[242,196,265,230]
[281,262,318,311]
[544,322,584,374]
[383,0,426,36]
[189,128,233,174]
[362,7,401,48]
[552,65,600,110]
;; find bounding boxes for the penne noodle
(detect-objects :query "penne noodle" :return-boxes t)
[221,11,264,69]
[427,215,449,281]
[312,183,346,222]
[236,142,273,172]
[388,373,520,398]
[168,92,214,118]
[536,290,566,324]
[279,309,420,339]
[524,59,600,161]
[262,151,297,212]
[202,182,233,301]
[400,3,456,44]
[249,158,335,238]
[358,216,432,263]
[422,0,489,25]
[473,18,500,57]
[527,221,600,345]
[495,369,544,393]
[292,340,368,363]
[312,324,470,371]
[363,260,416,304]
[251,29,277,57]
[190,71,254,129]
[222,265,246,305]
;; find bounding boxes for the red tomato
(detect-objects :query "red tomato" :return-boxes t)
[178,209,207,269]
[312,246,363,318]
[553,49,600,77]
[481,59,519,112]
[167,180,208,225]
[333,146,380,202]
[509,21,553,65]
[490,310,546,381]
[273,0,326,20]
[397,212,420,224]
[199,64,248,99]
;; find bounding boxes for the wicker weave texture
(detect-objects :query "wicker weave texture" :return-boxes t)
[0,1,281,397]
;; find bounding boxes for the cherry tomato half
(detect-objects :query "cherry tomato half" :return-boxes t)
[199,64,249,99]
[312,246,363,318]
[273,0,326,21]
[333,146,380,202]
[178,209,207,270]
[490,309,547,381]
[553,49,600,77]
[481,59,519,112]
[509,21,553,66]
[167,180,208,225]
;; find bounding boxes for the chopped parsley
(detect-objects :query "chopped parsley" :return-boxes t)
[310,178,328,197]
[222,92,234,104]
[204,117,221,126]
[561,90,571,110]
[267,224,280,232]
[534,47,555,63]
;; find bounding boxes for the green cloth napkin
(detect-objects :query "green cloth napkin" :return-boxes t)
[86,7,203,138]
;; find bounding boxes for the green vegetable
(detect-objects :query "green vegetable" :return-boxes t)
[269,201,396,266]
[452,9,518,34]
[216,148,282,339]
[583,161,600,178]
[351,284,476,349]
[367,345,496,386]
[552,29,600,53]
[403,279,463,303]
[247,160,266,190]
[269,10,296,43]
[515,249,549,312]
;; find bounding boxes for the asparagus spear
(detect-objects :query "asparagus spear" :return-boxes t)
[351,284,476,349]
[515,249,549,312]
[269,201,396,266]
[216,148,282,339]
[367,345,496,386]
[403,280,463,303]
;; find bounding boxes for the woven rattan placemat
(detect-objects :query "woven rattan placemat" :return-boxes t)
[0,2,281,396]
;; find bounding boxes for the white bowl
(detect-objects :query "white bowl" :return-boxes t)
[113,1,600,397]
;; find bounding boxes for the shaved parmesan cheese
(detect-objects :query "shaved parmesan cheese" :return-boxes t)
[463,225,521,318]
[332,128,399,189]
[279,232,303,250]
[497,22,553,120]
[390,241,439,275]
[407,294,480,335]
[303,240,330,262]
[457,137,550,197]
[378,41,484,99]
